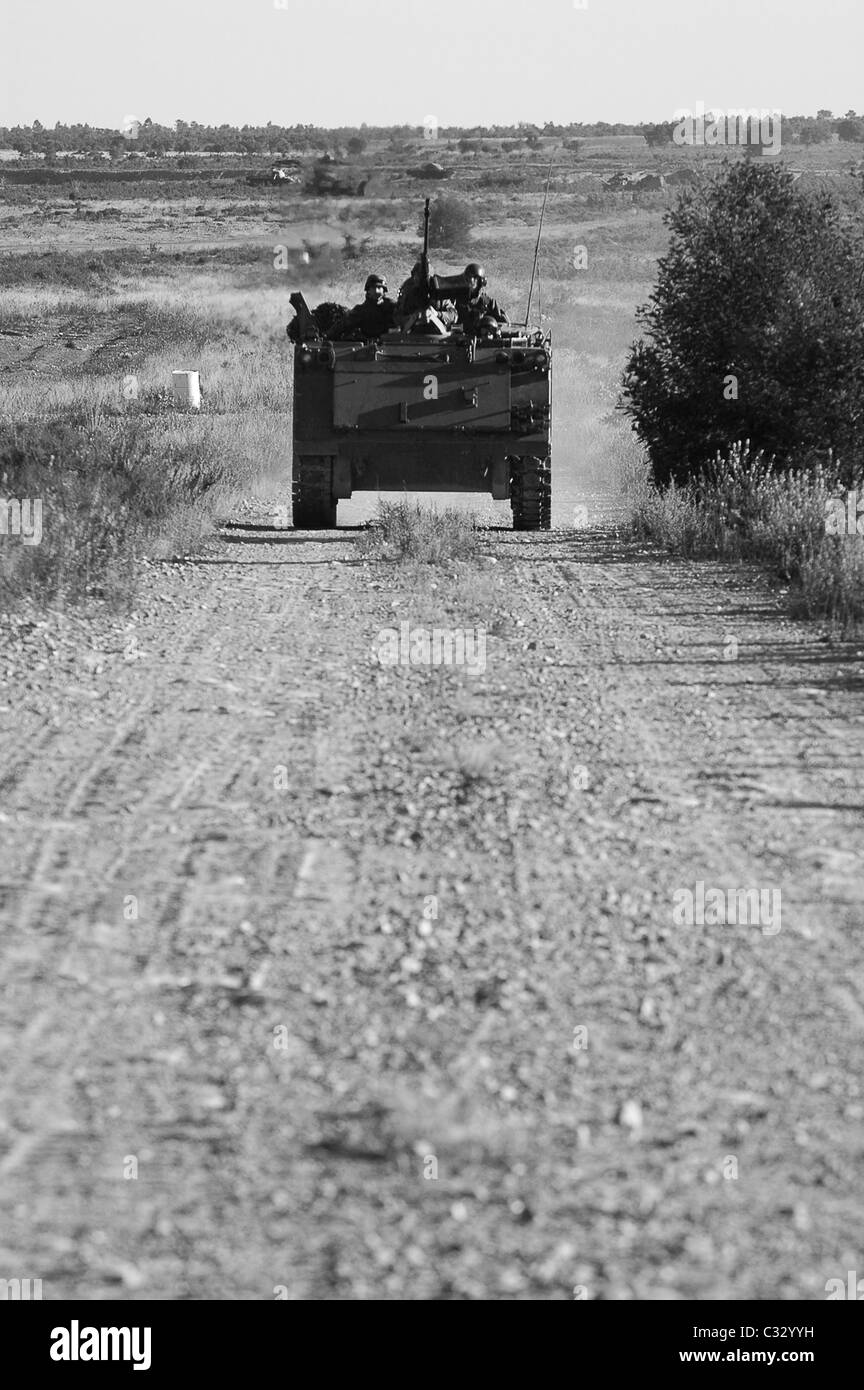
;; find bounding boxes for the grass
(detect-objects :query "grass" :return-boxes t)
[0,188,664,608]
[0,261,295,609]
[0,245,288,290]
[0,187,718,610]
[629,446,864,631]
[0,417,232,606]
[7,174,860,628]
[358,499,481,565]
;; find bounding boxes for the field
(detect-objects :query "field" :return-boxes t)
[0,166,669,530]
[0,168,671,608]
[2,150,864,1302]
[3,137,858,549]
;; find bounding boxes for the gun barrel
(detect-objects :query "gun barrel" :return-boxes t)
[289,292,320,342]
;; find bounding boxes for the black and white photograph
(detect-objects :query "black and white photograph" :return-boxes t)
[1,0,863,1341]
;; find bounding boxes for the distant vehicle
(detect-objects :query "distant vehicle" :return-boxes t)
[406,162,452,180]
[629,172,666,190]
[287,201,552,530]
[603,171,666,191]
[246,166,302,188]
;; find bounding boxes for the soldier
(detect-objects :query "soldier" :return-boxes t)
[457,263,509,334]
[396,262,427,323]
[341,274,397,339]
[396,262,458,332]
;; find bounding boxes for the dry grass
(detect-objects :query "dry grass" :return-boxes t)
[629,447,864,631]
[358,499,482,565]
[0,265,294,608]
[0,191,660,588]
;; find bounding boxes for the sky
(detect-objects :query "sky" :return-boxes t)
[2,0,861,131]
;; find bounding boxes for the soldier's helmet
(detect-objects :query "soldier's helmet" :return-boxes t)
[365,274,387,291]
[478,314,500,337]
[464,262,487,288]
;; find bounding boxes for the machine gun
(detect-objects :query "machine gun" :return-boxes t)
[400,199,457,335]
[415,199,456,315]
[419,202,494,336]
[288,292,321,343]
[419,197,432,307]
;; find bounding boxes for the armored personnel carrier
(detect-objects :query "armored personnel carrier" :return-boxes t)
[288,201,551,530]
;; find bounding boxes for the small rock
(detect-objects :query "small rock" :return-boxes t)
[618,1099,644,1133]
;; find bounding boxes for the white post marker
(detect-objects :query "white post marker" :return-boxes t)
[172,370,201,410]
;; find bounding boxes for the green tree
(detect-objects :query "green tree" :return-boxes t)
[799,118,833,145]
[642,122,674,147]
[426,195,474,248]
[837,118,864,142]
[621,161,864,487]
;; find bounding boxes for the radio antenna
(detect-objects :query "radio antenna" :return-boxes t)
[525,161,553,328]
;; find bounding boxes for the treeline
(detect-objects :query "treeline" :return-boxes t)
[2,119,648,158]
[3,112,863,158]
[642,112,864,148]
[4,120,622,157]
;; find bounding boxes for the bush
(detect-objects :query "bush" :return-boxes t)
[0,419,227,607]
[476,170,527,191]
[426,195,474,249]
[621,161,864,488]
[837,118,864,143]
[358,499,480,565]
[642,123,675,147]
[630,444,864,631]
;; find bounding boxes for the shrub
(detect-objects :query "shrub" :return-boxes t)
[476,170,527,191]
[0,419,228,607]
[621,161,864,487]
[630,444,864,630]
[426,195,474,249]
[837,118,864,143]
[358,499,480,565]
[341,232,372,262]
[642,122,675,147]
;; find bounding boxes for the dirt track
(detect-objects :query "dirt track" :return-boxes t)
[2,516,863,1300]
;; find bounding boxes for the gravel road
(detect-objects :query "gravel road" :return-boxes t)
[2,514,863,1300]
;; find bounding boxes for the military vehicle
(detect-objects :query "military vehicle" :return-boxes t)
[288,199,551,530]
